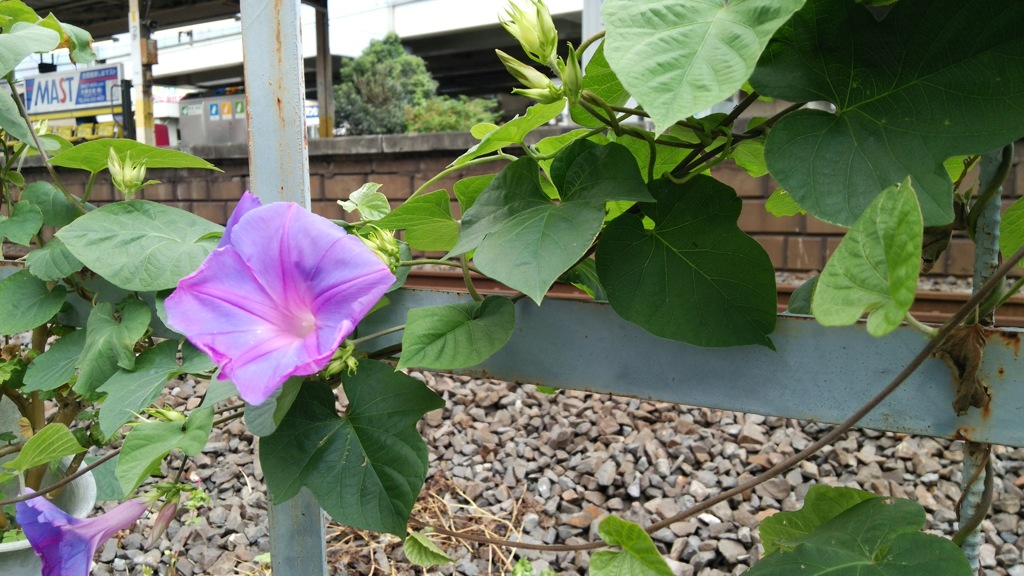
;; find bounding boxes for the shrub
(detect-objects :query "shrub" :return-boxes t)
[405,95,500,133]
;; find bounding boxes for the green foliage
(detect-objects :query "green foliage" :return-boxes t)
[590,516,674,576]
[403,530,453,567]
[759,485,877,555]
[0,200,43,245]
[765,189,806,217]
[405,95,500,134]
[597,175,777,348]
[0,270,67,335]
[339,182,390,220]
[22,329,85,392]
[260,362,443,536]
[56,200,223,291]
[3,423,84,473]
[243,378,303,437]
[334,34,437,135]
[812,179,922,337]
[1000,197,1024,264]
[603,0,805,134]
[752,0,1024,227]
[376,190,459,252]
[49,139,220,174]
[748,491,973,576]
[24,238,83,281]
[75,299,151,396]
[116,407,213,494]
[399,297,516,370]
[454,101,565,166]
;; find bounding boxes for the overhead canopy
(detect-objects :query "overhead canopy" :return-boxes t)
[26,1,322,39]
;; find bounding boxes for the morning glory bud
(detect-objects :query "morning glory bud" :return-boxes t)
[512,85,564,105]
[358,226,402,273]
[108,149,159,200]
[147,497,179,547]
[501,0,558,67]
[560,43,582,104]
[496,49,553,90]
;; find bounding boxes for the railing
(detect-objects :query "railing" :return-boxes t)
[238,1,1018,574]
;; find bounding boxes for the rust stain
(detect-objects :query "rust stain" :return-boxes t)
[953,425,975,442]
[994,329,1021,357]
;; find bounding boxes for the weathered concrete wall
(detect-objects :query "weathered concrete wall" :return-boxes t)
[24,132,1024,277]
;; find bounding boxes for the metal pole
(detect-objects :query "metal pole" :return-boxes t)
[128,0,154,145]
[239,1,326,574]
[960,146,1007,572]
[315,6,335,139]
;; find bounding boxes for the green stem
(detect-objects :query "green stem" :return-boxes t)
[6,77,87,215]
[904,313,938,337]
[82,171,98,203]
[461,256,482,301]
[994,275,1024,309]
[349,324,406,346]
[576,29,605,55]
[399,259,483,275]
[409,154,515,200]
[966,144,1013,240]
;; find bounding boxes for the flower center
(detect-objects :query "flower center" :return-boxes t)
[287,309,317,338]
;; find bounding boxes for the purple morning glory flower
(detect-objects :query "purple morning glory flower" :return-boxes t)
[165,193,395,405]
[16,492,147,576]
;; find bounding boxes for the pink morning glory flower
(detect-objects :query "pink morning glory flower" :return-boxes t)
[165,193,395,405]
[17,492,147,576]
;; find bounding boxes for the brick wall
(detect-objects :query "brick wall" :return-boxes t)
[21,133,1023,278]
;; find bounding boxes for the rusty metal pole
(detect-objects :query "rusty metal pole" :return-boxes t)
[960,146,1007,572]
[239,1,327,574]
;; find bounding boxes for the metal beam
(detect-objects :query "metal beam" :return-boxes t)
[360,291,1024,449]
[239,1,324,574]
[315,8,334,139]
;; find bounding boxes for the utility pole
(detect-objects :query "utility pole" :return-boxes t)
[129,0,156,145]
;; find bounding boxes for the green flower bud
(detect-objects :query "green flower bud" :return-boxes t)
[357,225,401,272]
[512,84,565,105]
[496,50,553,90]
[500,0,558,66]
[560,44,582,104]
[324,340,359,378]
[108,149,161,199]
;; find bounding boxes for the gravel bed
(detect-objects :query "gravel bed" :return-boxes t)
[89,371,1024,576]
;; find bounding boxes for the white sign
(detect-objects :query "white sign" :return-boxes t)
[24,64,123,116]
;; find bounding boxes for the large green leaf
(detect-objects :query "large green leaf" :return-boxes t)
[116,406,213,494]
[98,340,183,437]
[452,101,565,166]
[260,362,443,536]
[22,328,86,392]
[376,190,458,252]
[0,201,43,246]
[453,174,494,215]
[746,498,973,576]
[550,140,653,204]
[569,42,629,128]
[56,200,222,291]
[752,0,1024,226]
[759,485,878,555]
[596,175,776,347]
[21,181,82,227]
[455,144,651,303]
[603,0,805,134]
[613,134,689,183]
[812,179,921,337]
[49,139,220,174]
[0,270,66,335]
[25,237,83,281]
[75,299,151,396]
[591,516,674,576]
[398,297,516,370]
[0,22,59,77]
[2,423,84,472]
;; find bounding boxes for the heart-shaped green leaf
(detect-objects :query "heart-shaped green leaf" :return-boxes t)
[811,178,921,337]
[25,237,83,281]
[49,139,220,174]
[116,407,213,494]
[752,0,1024,226]
[0,270,66,335]
[260,362,443,536]
[759,485,878,555]
[57,200,223,291]
[591,516,674,576]
[23,329,86,393]
[603,0,805,134]
[597,175,776,347]
[0,201,43,246]
[75,299,151,396]
[398,297,515,370]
